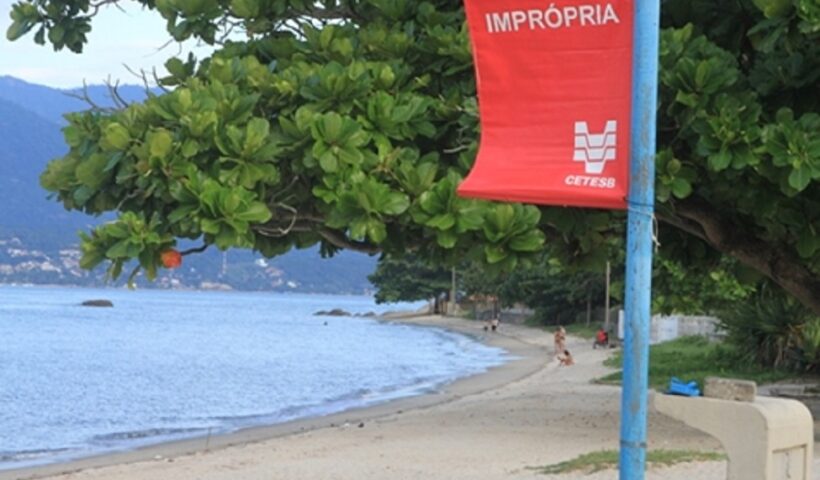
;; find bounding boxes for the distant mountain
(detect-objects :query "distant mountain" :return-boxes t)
[0,77,377,293]
[0,97,92,240]
[0,76,150,125]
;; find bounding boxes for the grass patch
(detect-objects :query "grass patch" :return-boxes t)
[597,336,797,389]
[532,449,725,474]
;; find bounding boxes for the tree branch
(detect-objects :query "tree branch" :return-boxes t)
[251,216,382,255]
[179,244,208,256]
[89,0,123,16]
[663,196,820,315]
[655,207,708,243]
[317,227,381,255]
[64,80,116,112]
[105,77,130,109]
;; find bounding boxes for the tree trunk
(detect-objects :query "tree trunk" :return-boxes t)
[659,197,820,315]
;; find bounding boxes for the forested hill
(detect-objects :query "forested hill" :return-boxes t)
[0,75,149,125]
[0,77,377,293]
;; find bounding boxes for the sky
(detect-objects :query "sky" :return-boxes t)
[0,0,212,88]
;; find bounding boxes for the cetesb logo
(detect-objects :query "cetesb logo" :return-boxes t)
[564,120,618,189]
[574,120,616,174]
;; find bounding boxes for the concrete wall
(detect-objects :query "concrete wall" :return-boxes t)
[617,312,722,344]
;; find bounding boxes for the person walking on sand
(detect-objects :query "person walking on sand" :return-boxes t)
[554,326,566,355]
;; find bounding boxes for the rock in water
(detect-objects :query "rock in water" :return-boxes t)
[314,308,351,316]
[81,299,113,307]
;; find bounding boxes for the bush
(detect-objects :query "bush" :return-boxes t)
[719,285,820,372]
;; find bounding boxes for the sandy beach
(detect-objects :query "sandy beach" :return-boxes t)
[3,314,810,480]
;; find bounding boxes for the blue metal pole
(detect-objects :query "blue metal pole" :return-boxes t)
[619,0,660,478]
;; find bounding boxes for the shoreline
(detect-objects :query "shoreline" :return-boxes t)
[1,314,547,480]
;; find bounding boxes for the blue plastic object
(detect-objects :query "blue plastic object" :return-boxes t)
[667,377,701,397]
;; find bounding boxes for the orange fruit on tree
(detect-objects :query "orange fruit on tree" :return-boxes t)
[160,249,182,269]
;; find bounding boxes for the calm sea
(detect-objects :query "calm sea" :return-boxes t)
[0,286,507,470]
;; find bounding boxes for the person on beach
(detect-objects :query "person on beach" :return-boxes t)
[593,327,609,349]
[490,316,500,332]
[554,326,566,355]
[558,350,575,366]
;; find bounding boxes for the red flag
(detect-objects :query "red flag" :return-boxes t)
[458,0,634,210]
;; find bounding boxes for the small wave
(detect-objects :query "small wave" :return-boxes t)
[90,427,207,444]
[0,447,75,463]
[202,383,438,430]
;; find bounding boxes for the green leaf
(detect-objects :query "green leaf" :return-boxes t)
[244,118,270,153]
[427,213,455,230]
[485,245,508,264]
[47,24,65,44]
[79,249,105,270]
[168,204,198,223]
[708,149,732,171]
[752,0,792,18]
[788,165,812,191]
[103,123,131,150]
[72,186,94,206]
[200,218,221,234]
[230,0,260,17]
[165,58,188,78]
[349,219,368,240]
[484,204,515,240]
[694,61,711,89]
[106,239,133,258]
[381,193,410,215]
[456,207,484,232]
[76,154,109,189]
[318,150,338,172]
[796,231,819,258]
[675,91,698,107]
[366,219,387,243]
[181,140,200,158]
[436,230,457,248]
[317,113,343,143]
[338,146,363,165]
[671,178,693,198]
[509,232,544,252]
[6,20,33,41]
[378,65,395,87]
[149,129,174,158]
[215,228,238,249]
[235,202,272,223]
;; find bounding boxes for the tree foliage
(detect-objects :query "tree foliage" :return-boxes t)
[652,256,758,314]
[367,254,450,304]
[6,0,819,313]
[498,262,606,326]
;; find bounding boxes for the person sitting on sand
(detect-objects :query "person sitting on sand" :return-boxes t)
[557,349,574,366]
[490,316,500,332]
[554,326,566,355]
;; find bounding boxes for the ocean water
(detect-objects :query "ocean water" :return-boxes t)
[0,286,507,470]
